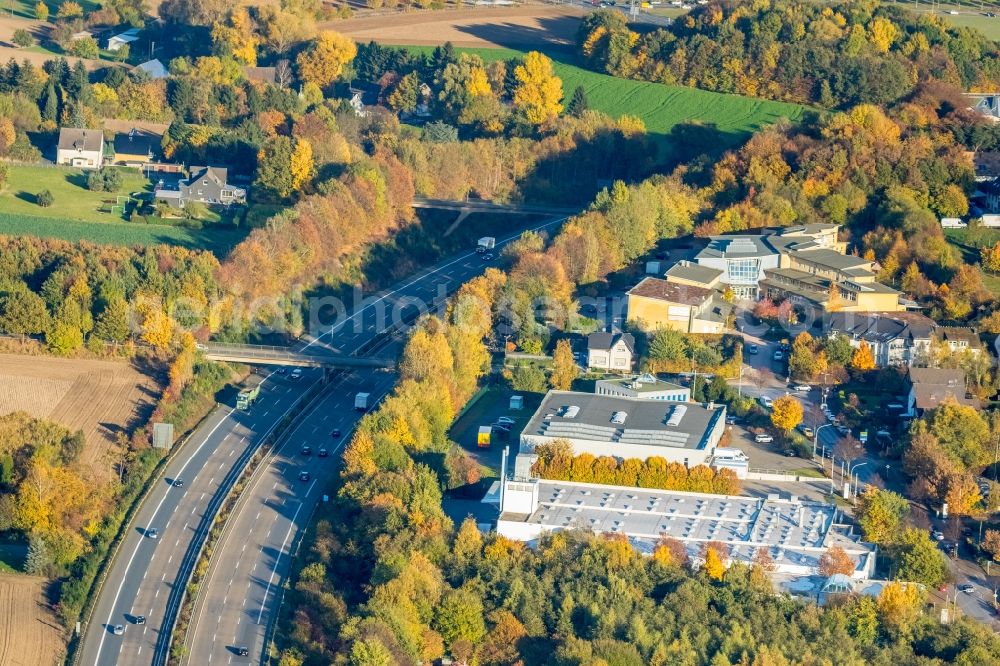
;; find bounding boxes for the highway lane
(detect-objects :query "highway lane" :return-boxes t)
[182,217,569,664]
[79,370,322,666]
[185,369,398,663]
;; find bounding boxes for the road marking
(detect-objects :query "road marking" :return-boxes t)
[256,500,306,624]
[92,409,237,663]
[229,449,235,457]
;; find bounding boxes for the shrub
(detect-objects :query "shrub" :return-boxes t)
[36,189,54,207]
[12,29,33,48]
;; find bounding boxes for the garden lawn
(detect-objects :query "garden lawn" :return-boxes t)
[0,212,249,256]
[944,227,1000,296]
[1,165,150,222]
[398,44,811,159]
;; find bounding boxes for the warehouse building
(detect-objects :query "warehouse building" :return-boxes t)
[518,390,727,467]
[496,479,877,580]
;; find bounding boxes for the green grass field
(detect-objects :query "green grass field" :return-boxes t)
[1,165,150,222]
[944,227,1000,294]
[399,45,810,159]
[0,166,250,255]
[4,0,101,20]
[0,211,249,255]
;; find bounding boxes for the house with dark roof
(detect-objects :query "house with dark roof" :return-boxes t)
[587,331,635,372]
[626,277,731,334]
[934,327,984,357]
[154,166,246,209]
[905,367,979,416]
[825,312,935,368]
[56,128,104,169]
[112,127,159,167]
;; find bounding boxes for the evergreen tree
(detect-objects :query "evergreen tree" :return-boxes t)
[568,85,589,117]
[24,534,52,575]
[42,81,59,123]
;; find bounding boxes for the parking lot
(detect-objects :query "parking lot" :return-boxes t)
[449,387,543,474]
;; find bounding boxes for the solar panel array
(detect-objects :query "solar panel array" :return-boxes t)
[540,422,692,448]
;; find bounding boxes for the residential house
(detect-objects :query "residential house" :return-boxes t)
[626,277,731,334]
[112,127,159,167]
[135,59,168,80]
[586,332,635,372]
[348,84,380,117]
[825,312,935,368]
[933,327,984,357]
[56,128,104,169]
[107,28,140,52]
[154,166,247,209]
[965,92,1000,121]
[905,367,979,416]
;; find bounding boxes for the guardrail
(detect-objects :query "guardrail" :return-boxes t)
[171,376,335,665]
[158,376,328,666]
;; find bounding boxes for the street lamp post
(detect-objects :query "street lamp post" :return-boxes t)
[849,461,869,499]
[813,423,834,459]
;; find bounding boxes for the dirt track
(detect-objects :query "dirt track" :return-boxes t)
[323,5,587,48]
[0,354,161,483]
[0,574,64,666]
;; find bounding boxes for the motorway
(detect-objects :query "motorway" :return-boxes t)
[184,369,398,662]
[180,217,565,665]
[76,214,566,666]
[79,371,321,666]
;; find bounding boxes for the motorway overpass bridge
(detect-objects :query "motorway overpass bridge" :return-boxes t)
[200,342,395,369]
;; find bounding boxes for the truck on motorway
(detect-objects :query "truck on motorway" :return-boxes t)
[237,384,261,410]
[476,237,496,253]
[355,392,370,411]
[477,425,492,448]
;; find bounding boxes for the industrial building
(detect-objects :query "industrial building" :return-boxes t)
[594,374,690,402]
[496,478,877,580]
[519,390,727,467]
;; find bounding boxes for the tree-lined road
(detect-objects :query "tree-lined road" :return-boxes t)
[79,371,320,666]
[184,369,398,662]
[75,214,567,666]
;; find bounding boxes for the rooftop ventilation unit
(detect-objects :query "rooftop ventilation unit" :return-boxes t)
[610,411,627,425]
[665,404,687,427]
[563,405,580,419]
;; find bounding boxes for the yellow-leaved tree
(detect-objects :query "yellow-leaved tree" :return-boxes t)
[512,51,563,125]
[850,341,877,371]
[702,545,725,581]
[296,31,356,87]
[211,8,259,66]
[770,395,803,434]
[289,138,314,194]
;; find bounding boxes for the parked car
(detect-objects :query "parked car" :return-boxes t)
[318,448,328,458]
[932,530,944,541]
[792,384,811,392]
[772,351,784,361]
[758,396,773,409]
[496,416,515,426]
[958,583,975,594]
[755,434,774,443]
[783,448,797,457]
[298,471,310,482]
[277,368,286,374]
[300,445,312,456]
[331,429,341,438]
[290,368,302,380]
[481,253,494,261]
[747,344,759,354]
[725,415,738,425]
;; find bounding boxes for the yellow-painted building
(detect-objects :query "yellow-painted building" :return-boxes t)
[626,278,730,333]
